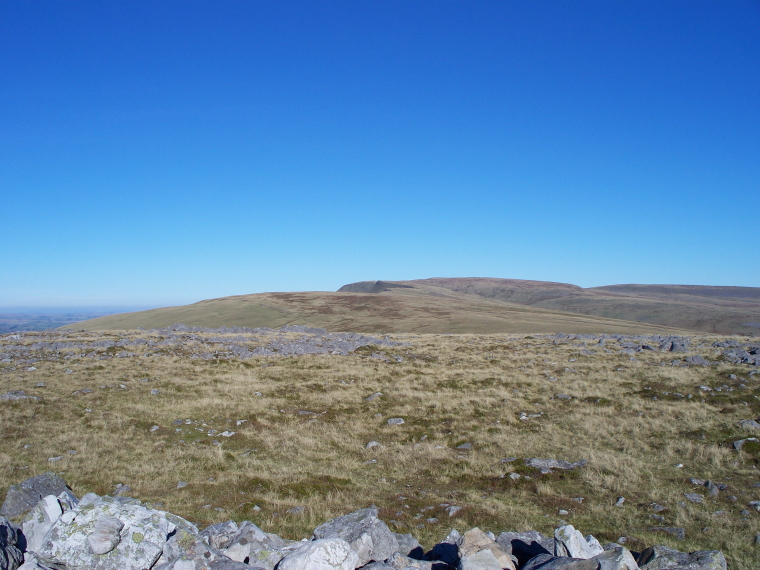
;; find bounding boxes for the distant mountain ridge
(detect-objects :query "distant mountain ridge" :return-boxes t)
[62,277,760,334]
[337,277,760,334]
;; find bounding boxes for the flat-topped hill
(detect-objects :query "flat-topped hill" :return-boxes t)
[61,278,760,334]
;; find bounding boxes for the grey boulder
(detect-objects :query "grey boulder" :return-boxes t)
[385,552,433,569]
[1,473,73,519]
[496,531,553,567]
[593,548,639,570]
[428,529,461,566]
[277,538,361,570]
[222,521,294,563]
[522,547,638,570]
[637,545,726,570]
[313,508,399,566]
[0,516,24,570]
[200,521,239,550]
[554,526,603,559]
[244,542,306,570]
[738,419,760,431]
[458,527,515,570]
[22,495,70,554]
[458,549,502,570]
[87,516,124,555]
[153,535,239,570]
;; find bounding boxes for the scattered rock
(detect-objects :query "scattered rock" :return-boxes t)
[0,391,40,402]
[387,418,405,426]
[647,527,686,541]
[525,458,588,471]
[684,493,704,504]
[738,419,760,431]
[733,437,758,450]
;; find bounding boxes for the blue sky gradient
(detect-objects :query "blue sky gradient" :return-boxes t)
[2,1,759,308]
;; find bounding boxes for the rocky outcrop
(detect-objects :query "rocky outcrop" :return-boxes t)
[0,473,731,570]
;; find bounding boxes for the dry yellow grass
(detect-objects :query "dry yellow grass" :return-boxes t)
[1,330,759,568]
[62,286,692,335]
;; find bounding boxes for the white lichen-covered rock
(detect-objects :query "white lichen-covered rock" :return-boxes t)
[0,515,24,570]
[584,536,604,557]
[458,549,503,570]
[458,527,516,570]
[393,533,422,558]
[385,551,433,569]
[277,538,360,570]
[153,535,235,570]
[594,547,639,570]
[244,542,305,570]
[313,508,398,566]
[554,525,604,559]
[199,521,239,550]
[35,495,192,570]
[22,496,64,554]
[222,521,294,563]
[87,516,124,555]
[16,554,51,570]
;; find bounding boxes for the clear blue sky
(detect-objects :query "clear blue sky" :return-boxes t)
[2,1,759,308]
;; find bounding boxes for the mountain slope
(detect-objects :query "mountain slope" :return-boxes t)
[62,285,687,335]
[64,278,760,334]
[375,278,760,335]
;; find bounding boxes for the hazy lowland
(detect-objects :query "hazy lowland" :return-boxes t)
[2,279,759,568]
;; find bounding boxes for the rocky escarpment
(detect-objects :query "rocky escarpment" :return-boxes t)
[0,473,728,570]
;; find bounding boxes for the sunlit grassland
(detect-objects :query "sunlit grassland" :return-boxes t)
[1,332,759,568]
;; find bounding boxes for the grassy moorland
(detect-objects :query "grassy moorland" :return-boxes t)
[62,284,694,335]
[1,329,759,568]
[64,278,760,336]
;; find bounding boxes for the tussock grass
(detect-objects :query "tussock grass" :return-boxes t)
[1,331,759,567]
